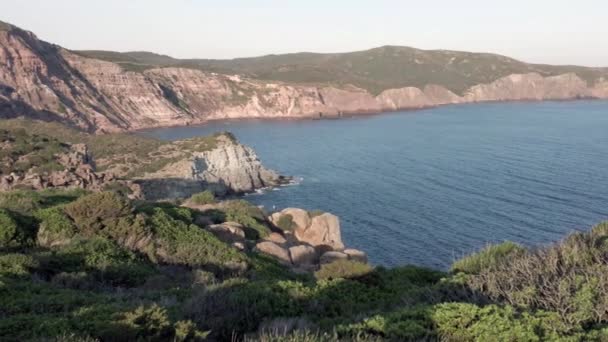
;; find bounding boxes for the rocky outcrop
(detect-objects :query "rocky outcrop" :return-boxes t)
[294,213,344,251]
[134,134,286,199]
[0,143,123,192]
[259,208,368,272]
[1,24,607,133]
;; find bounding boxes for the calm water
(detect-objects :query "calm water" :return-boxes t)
[141,101,608,269]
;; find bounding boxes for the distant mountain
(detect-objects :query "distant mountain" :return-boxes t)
[75,46,608,96]
[1,20,607,133]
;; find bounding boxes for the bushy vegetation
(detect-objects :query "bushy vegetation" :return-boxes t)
[203,199,271,239]
[189,190,216,205]
[450,241,524,274]
[0,128,70,174]
[314,260,373,280]
[2,187,608,341]
[276,213,296,231]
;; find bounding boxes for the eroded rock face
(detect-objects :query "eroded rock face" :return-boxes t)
[135,135,284,199]
[1,25,607,133]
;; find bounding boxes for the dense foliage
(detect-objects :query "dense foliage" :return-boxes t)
[1,188,608,341]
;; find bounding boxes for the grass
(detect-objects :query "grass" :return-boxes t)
[189,190,216,205]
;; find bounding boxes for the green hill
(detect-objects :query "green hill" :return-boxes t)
[75,45,608,95]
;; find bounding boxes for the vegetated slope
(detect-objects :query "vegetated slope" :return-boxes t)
[1,187,608,341]
[76,45,608,95]
[0,119,281,199]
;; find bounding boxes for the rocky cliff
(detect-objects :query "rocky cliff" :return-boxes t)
[0,120,283,199]
[1,22,607,133]
[134,134,287,200]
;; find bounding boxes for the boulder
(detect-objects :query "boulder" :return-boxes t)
[295,213,344,250]
[265,232,288,245]
[289,245,318,266]
[320,251,348,264]
[207,222,246,243]
[344,248,368,263]
[255,241,291,264]
[270,208,311,231]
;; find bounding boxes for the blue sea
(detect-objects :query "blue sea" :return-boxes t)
[140,101,608,269]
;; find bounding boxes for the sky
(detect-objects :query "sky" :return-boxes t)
[2,0,606,66]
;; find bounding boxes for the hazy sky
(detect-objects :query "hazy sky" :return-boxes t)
[3,0,606,66]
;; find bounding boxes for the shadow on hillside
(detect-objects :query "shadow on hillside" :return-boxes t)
[133,177,232,201]
[182,263,496,341]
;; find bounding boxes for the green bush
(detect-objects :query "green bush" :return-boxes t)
[0,209,18,247]
[276,214,296,231]
[451,241,524,274]
[64,192,132,235]
[221,200,271,239]
[0,253,38,276]
[189,190,216,205]
[41,237,156,287]
[432,303,578,341]
[148,207,246,270]
[315,260,373,281]
[35,207,76,247]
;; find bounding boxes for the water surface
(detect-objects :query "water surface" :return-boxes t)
[141,101,608,269]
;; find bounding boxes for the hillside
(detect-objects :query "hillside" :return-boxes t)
[76,45,608,96]
[1,168,608,340]
[1,20,608,133]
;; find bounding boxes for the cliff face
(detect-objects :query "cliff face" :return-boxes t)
[133,134,285,200]
[1,25,607,133]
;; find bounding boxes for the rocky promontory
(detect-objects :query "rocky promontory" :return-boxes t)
[0,121,285,200]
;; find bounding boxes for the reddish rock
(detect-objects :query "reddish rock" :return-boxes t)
[295,213,344,250]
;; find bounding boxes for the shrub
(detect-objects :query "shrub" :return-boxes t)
[64,192,132,235]
[189,190,216,205]
[315,260,373,281]
[35,207,76,247]
[0,208,18,247]
[340,306,434,340]
[148,207,246,270]
[46,237,156,287]
[276,214,296,231]
[451,241,524,274]
[432,303,578,341]
[0,253,38,276]
[221,200,271,239]
[463,223,608,329]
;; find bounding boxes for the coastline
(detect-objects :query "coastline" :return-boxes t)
[133,97,608,135]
